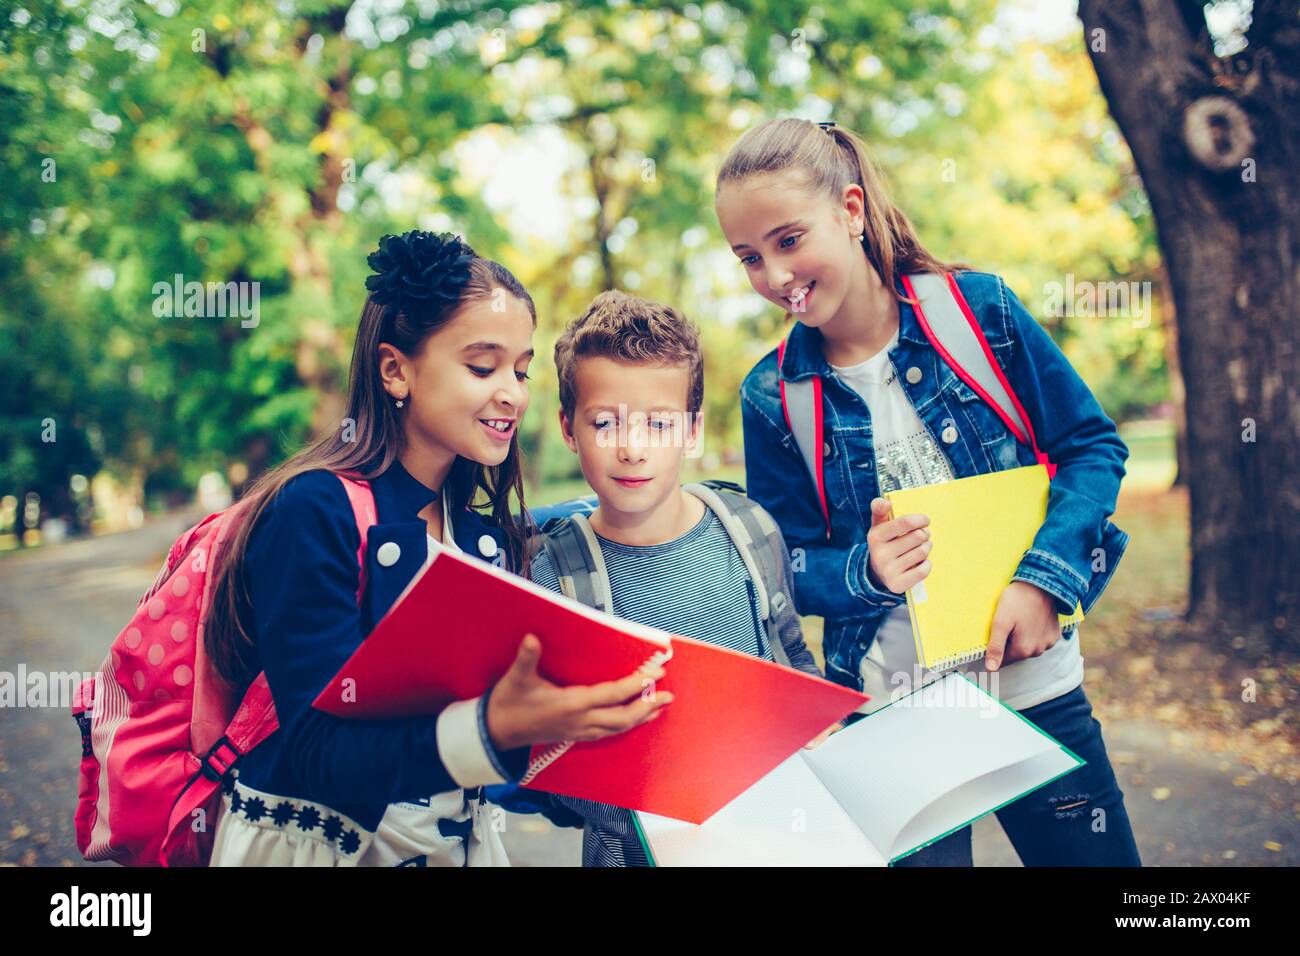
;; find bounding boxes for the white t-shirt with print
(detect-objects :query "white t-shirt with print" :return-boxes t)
[831,330,1083,713]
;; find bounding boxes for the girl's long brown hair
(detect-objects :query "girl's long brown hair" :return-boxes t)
[715,118,965,306]
[205,255,537,689]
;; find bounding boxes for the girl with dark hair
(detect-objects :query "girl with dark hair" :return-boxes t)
[206,230,669,866]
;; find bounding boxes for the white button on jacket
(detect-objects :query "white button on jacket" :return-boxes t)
[376,541,402,567]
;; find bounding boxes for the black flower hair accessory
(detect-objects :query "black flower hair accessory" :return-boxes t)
[364,230,476,314]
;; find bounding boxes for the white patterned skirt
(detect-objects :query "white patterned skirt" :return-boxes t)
[210,776,511,867]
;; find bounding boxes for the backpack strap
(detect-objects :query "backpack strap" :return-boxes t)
[684,481,793,670]
[536,513,613,614]
[903,272,1055,477]
[776,335,832,538]
[207,476,377,783]
[337,474,378,604]
[198,673,278,782]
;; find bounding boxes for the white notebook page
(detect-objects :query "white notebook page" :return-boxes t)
[893,748,1080,860]
[802,674,1062,858]
[637,751,889,866]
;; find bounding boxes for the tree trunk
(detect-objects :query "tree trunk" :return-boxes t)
[1157,263,1190,486]
[588,145,619,292]
[1078,0,1300,647]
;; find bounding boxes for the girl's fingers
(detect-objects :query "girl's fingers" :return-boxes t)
[892,560,932,593]
[985,626,1012,670]
[900,527,930,551]
[872,525,928,564]
[594,691,674,728]
[507,634,542,682]
[985,589,1020,670]
[881,513,928,541]
[868,497,893,528]
[890,537,932,574]
[581,695,671,736]
[583,668,664,707]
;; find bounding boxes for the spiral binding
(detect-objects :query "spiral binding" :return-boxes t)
[928,647,987,672]
[518,646,674,786]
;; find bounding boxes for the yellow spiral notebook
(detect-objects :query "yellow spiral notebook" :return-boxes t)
[884,464,1085,671]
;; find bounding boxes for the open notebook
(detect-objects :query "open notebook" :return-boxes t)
[633,672,1083,866]
[313,540,866,821]
[885,464,1086,671]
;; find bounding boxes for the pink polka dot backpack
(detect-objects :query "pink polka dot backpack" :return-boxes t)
[70,475,376,866]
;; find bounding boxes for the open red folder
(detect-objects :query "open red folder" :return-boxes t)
[314,542,867,822]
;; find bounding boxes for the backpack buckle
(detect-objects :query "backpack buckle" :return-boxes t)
[200,738,241,783]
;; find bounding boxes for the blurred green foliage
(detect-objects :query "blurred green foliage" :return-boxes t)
[0,0,1169,526]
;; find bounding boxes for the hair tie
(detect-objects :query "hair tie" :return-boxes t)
[364,230,476,315]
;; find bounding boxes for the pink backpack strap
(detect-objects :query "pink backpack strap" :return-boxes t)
[164,673,281,864]
[902,272,1056,478]
[200,673,278,781]
[336,474,377,604]
[776,335,832,539]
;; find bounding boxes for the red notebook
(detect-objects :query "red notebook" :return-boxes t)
[314,542,867,822]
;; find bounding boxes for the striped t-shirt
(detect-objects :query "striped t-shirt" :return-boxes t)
[529,506,774,866]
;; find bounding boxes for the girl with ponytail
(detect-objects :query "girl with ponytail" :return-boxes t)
[716,118,1139,866]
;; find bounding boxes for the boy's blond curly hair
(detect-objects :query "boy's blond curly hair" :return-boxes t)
[554,289,704,421]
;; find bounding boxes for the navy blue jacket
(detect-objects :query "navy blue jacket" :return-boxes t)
[234,459,529,831]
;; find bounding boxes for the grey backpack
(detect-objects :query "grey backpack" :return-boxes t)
[531,480,793,668]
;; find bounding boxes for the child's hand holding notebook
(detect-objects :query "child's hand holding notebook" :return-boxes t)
[884,464,1085,672]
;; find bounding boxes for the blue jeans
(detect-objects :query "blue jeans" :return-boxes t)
[895,684,1142,867]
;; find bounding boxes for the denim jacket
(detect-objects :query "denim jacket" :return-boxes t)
[739,270,1130,691]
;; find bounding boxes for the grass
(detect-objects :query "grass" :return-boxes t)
[1118,419,1178,492]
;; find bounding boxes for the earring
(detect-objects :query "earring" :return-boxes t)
[395,394,406,408]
